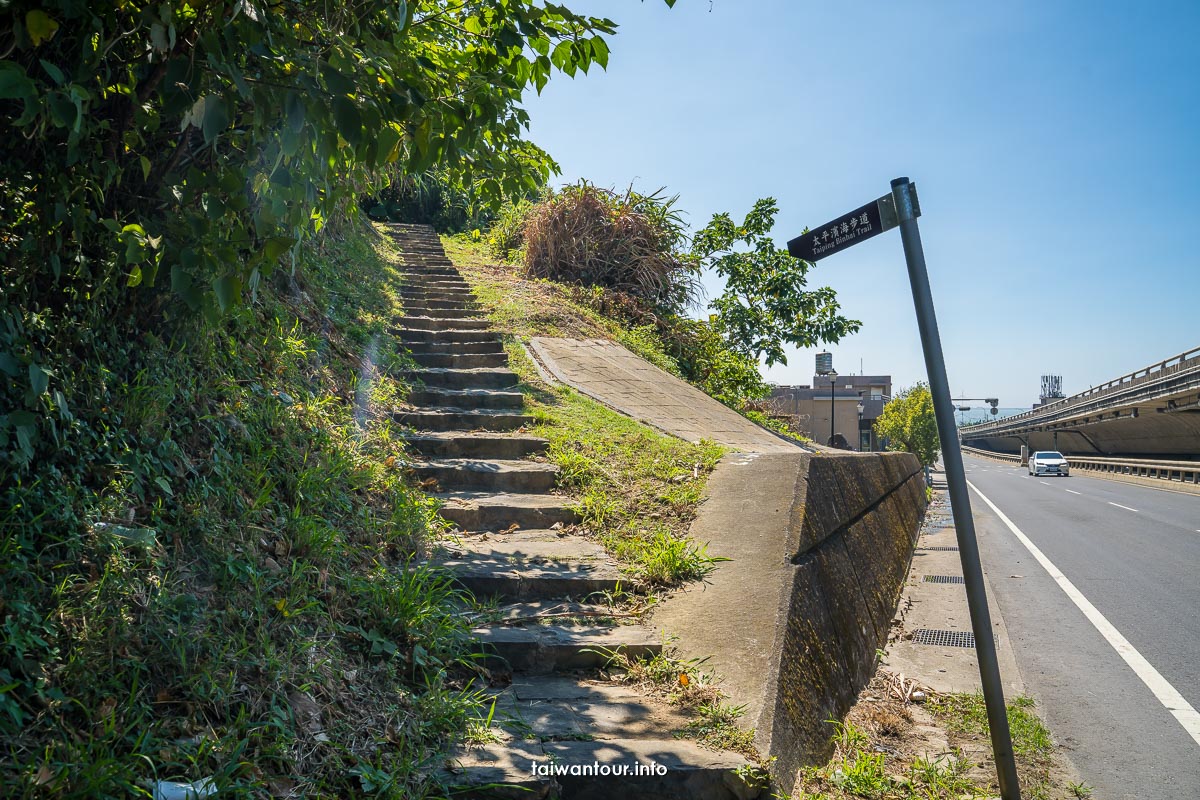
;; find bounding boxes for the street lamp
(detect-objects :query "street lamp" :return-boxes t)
[826,369,838,445]
[857,400,865,450]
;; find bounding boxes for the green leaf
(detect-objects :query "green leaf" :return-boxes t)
[154,476,174,496]
[0,353,18,377]
[0,63,34,99]
[26,10,60,47]
[140,156,152,181]
[262,236,295,262]
[201,96,230,144]
[331,96,362,146]
[213,274,240,312]
[39,59,65,86]
[591,37,609,70]
[28,364,49,396]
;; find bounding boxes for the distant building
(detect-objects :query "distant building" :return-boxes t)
[768,374,892,450]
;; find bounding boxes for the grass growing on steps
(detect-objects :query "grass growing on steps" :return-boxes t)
[1,224,489,798]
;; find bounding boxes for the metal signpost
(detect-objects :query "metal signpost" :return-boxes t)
[788,178,1021,800]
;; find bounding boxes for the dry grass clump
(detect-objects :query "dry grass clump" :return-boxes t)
[521,183,700,312]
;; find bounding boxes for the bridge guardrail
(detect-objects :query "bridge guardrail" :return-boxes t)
[961,345,1200,436]
[962,446,1200,493]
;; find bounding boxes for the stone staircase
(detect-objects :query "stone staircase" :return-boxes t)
[383,224,762,799]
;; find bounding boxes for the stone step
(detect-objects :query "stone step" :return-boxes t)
[399,287,476,300]
[393,408,532,432]
[404,339,504,356]
[473,624,660,673]
[401,306,485,319]
[439,529,607,557]
[399,267,460,276]
[405,432,548,459]
[409,387,524,409]
[405,367,518,389]
[474,600,621,626]
[443,737,760,799]
[435,491,579,530]
[393,328,499,344]
[430,548,620,600]
[411,352,508,369]
[405,298,481,311]
[400,278,471,291]
[414,458,559,493]
[397,315,491,332]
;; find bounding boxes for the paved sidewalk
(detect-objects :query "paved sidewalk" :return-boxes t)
[884,486,1024,696]
[528,337,803,453]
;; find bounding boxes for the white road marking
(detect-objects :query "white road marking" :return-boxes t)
[1109,502,1138,513]
[1039,481,1052,486]
[1065,489,1082,495]
[968,481,1200,749]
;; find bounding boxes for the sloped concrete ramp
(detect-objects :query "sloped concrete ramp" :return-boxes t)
[528,337,803,453]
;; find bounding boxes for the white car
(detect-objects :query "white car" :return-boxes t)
[1029,450,1070,477]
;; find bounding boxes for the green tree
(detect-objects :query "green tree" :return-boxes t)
[1,0,675,467]
[875,382,940,467]
[691,198,862,367]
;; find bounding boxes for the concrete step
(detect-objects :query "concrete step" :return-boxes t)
[409,387,524,409]
[411,352,508,369]
[399,267,460,276]
[405,367,518,389]
[429,544,620,600]
[414,458,559,492]
[399,287,476,300]
[475,600,621,626]
[393,328,499,344]
[435,491,579,530]
[393,408,532,432]
[397,315,490,332]
[443,737,759,800]
[402,306,485,319]
[403,339,504,355]
[405,432,548,459]
[470,623,657,671]
[401,278,471,291]
[405,298,480,311]
[473,624,660,673]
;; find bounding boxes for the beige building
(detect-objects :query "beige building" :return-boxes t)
[768,374,892,450]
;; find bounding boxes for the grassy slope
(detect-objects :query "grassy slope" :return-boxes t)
[2,224,742,798]
[441,235,728,586]
[2,225,485,798]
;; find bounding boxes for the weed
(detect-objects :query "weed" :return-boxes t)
[1069,781,1094,798]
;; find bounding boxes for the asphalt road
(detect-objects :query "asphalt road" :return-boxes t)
[961,454,1200,800]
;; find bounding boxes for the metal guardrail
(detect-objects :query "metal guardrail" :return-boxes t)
[961,446,1200,489]
[961,345,1200,436]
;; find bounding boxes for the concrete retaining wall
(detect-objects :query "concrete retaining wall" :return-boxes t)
[758,451,926,790]
[651,450,925,793]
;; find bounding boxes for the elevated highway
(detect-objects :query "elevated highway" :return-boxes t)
[961,346,1200,456]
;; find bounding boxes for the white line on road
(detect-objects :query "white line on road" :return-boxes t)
[1065,489,1082,495]
[1039,481,1052,486]
[968,480,1200,749]
[1109,502,1139,513]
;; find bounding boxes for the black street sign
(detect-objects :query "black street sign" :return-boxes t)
[786,189,912,263]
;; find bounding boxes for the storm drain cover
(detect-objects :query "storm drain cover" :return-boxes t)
[920,546,960,552]
[923,574,965,584]
[911,628,977,648]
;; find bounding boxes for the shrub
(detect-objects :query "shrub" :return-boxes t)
[522,183,700,314]
[487,198,536,261]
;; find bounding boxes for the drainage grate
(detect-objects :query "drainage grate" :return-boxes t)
[920,546,960,552]
[923,574,965,584]
[911,628,976,648]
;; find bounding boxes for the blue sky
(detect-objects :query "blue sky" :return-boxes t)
[521,0,1199,408]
